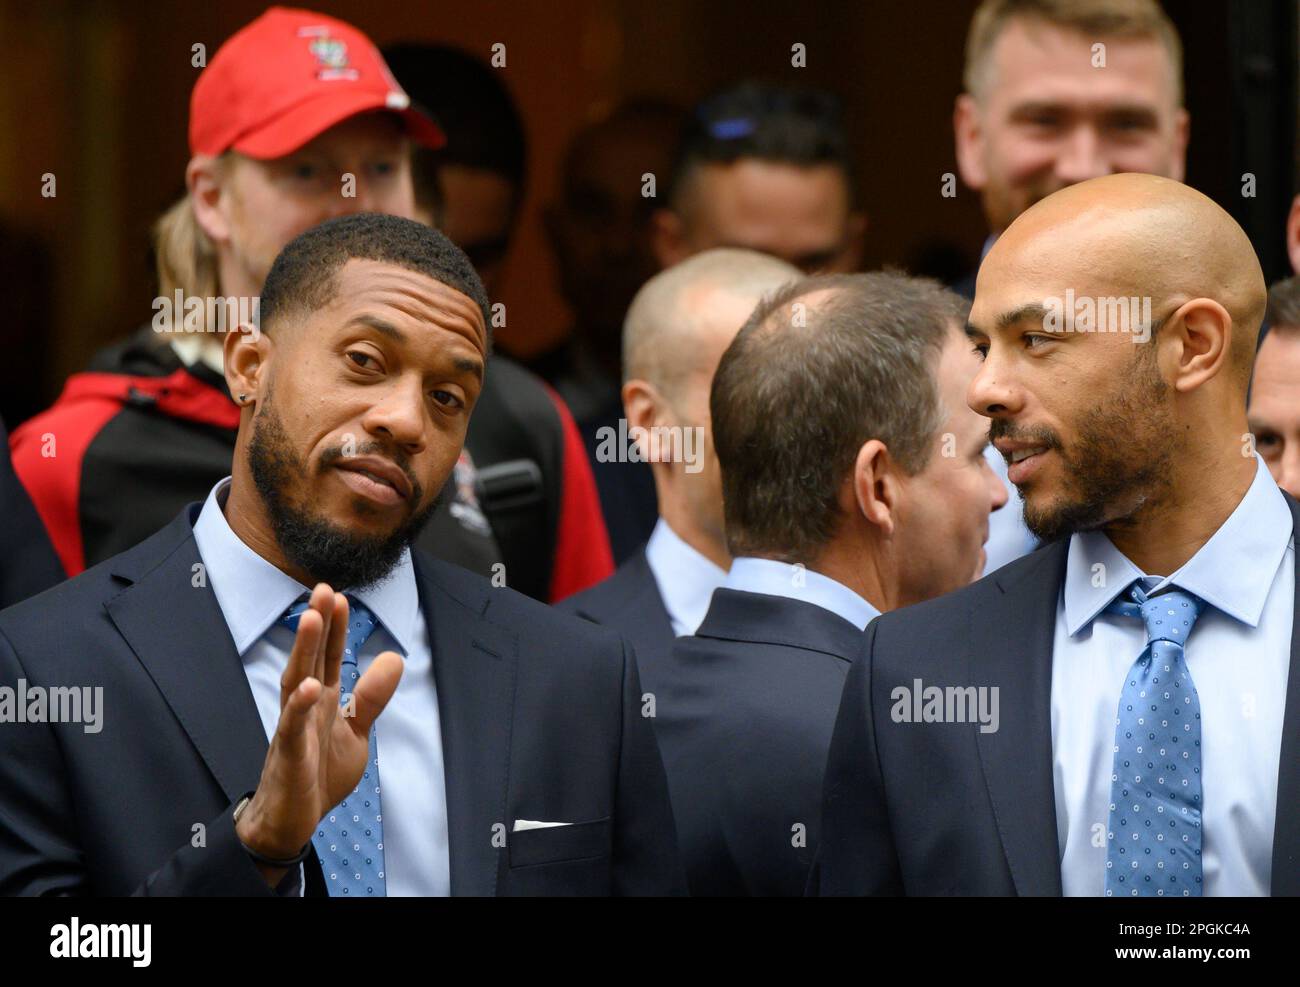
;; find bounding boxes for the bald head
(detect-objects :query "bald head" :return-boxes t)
[623,248,799,401]
[982,173,1266,380]
[967,173,1268,553]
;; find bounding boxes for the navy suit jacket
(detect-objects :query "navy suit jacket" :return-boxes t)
[655,589,859,896]
[814,496,1300,896]
[559,548,676,699]
[0,417,64,609]
[0,505,684,896]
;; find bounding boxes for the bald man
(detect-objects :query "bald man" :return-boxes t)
[816,174,1300,897]
[561,249,798,695]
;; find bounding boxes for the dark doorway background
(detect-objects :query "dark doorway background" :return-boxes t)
[0,0,1294,426]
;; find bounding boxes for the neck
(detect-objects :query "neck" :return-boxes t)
[805,532,893,614]
[656,499,730,571]
[1105,427,1256,576]
[222,467,317,589]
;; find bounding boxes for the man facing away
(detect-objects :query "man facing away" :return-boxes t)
[657,272,1007,895]
[561,249,799,693]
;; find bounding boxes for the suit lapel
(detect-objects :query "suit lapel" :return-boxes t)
[1270,496,1300,895]
[971,543,1068,896]
[104,506,268,803]
[415,555,518,897]
[628,550,676,657]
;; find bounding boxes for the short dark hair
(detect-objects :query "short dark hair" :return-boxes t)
[382,43,527,220]
[668,80,856,211]
[710,271,967,562]
[1266,275,1300,331]
[259,213,491,338]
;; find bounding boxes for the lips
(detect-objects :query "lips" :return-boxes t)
[994,439,1053,486]
[333,456,412,506]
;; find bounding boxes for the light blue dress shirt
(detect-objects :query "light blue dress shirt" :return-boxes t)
[193,477,450,896]
[643,518,728,636]
[721,557,880,630]
[1052,457,1293,896]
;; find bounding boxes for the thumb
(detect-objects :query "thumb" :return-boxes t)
[348,650,403,737]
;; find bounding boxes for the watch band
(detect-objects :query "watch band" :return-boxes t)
[233,793,313,868]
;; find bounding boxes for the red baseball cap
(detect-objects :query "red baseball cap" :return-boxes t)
[189,6,445,159]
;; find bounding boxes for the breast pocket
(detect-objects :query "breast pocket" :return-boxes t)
[507,817,611,869]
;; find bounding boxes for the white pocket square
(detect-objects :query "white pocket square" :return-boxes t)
[512,819,572,832]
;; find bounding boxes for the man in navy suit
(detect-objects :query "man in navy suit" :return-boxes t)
[0,213,681,896]
[817,174,1299,897]
[655,271,1008,895]
[561,249,798,697]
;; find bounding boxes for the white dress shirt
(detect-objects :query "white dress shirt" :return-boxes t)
[1052,457,1293,896]
[193,477,450,896]
[643,518,728,636]
[721,557,880,630]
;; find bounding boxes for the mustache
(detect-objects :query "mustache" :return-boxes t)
[317,442,423,504]
[988,418,1062,453]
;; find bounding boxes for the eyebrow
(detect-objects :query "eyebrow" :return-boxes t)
[349,314,485,382]
[351,314,407,342]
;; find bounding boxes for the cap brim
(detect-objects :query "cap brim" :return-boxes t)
[231,88,445,159]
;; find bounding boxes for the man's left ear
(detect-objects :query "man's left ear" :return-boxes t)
[1166,297,1231,394]
[224,322,271,407]
[851,438,899,537]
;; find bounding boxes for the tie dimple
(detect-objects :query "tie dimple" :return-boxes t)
[1103,583,1206,897]
[279,595,387,896]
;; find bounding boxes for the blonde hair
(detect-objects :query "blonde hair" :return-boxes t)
[151,154,230,329]
[964,0,1183,105]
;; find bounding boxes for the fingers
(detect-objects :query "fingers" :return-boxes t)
[279,583,335,711]
[347,650,404,738]
[309,583,335,685]
[280,607,322,711]
[323,592,348,691]
[274,675,322,759]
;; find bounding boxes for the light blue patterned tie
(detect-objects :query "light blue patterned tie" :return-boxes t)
[1103,583,1206,897]
[279,595,387,896]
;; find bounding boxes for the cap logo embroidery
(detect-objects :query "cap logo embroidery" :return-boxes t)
[298,26,359,81]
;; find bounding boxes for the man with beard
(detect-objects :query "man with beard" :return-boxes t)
[0,213,682,896]
[814,174,1300,897]
[950,0,1190,574]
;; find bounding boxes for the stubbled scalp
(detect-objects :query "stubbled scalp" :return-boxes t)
[982,173,1267,376]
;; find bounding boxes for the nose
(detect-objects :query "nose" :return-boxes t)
[361,376,427,456]
[967,351,1022,420]
[1054,124,1109,186]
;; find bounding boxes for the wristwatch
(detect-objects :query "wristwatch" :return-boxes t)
[233,792,313,867]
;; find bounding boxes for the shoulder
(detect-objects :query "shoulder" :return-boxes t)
[417,552,630,659]
[0,513,193,659]
[868,543,1063,656]
[557,550,652,619]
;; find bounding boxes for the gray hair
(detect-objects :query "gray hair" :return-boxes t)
[710,270,969,561]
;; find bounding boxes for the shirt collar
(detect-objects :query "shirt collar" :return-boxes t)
[192,477,421,657]
[1064,456,1294,635]
[643,518,728,635]
[722,556,880,631]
